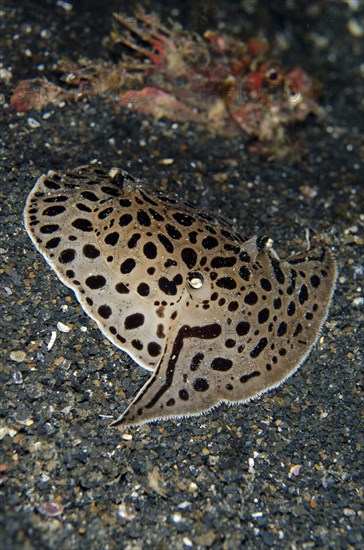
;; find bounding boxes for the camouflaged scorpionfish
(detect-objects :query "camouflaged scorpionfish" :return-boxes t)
[12,9,323,158]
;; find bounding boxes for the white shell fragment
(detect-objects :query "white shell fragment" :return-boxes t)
[47,330,57,351]
[56,321,71,333]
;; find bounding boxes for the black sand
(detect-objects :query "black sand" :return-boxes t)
[1,1,363,548]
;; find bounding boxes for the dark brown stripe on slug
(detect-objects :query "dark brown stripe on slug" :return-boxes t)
[139,323,222,410]
[271,258,285,284]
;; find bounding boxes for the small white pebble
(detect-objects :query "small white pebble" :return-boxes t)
[159,158,175,165]
[345,0,360,10]
[178,501,191,510]
[172,512,182,523]
[352,297,364,307]
[188,481,198,492]
[56,1,73,12]
[27,117,41,129]
[47,330,57,351]
[0,426,17,439]
[56,321,71,333]
[248,457,255,473]
[288,464,302,478]
[121,433,133,441]
[0,68,12,83]
[347,18,363,37]
[12,370,23,385]
[183,538,193,547]
[118,502,135,521]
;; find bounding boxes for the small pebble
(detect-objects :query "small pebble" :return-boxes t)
[0,68,12,83]
[288,464,302,478]
[12,370,23,385]
[10,350,27,362]
[172,512,182,523]
[56,321,71,333]
[178,501,191,509]
[38,500,64,517]
[27,117,41,129]
[47,330,57,351]
[347,18,363,37]
[56,1,73,12]
[159,158,175,165]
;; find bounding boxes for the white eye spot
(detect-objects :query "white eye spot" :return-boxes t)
[188,271,204,289]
